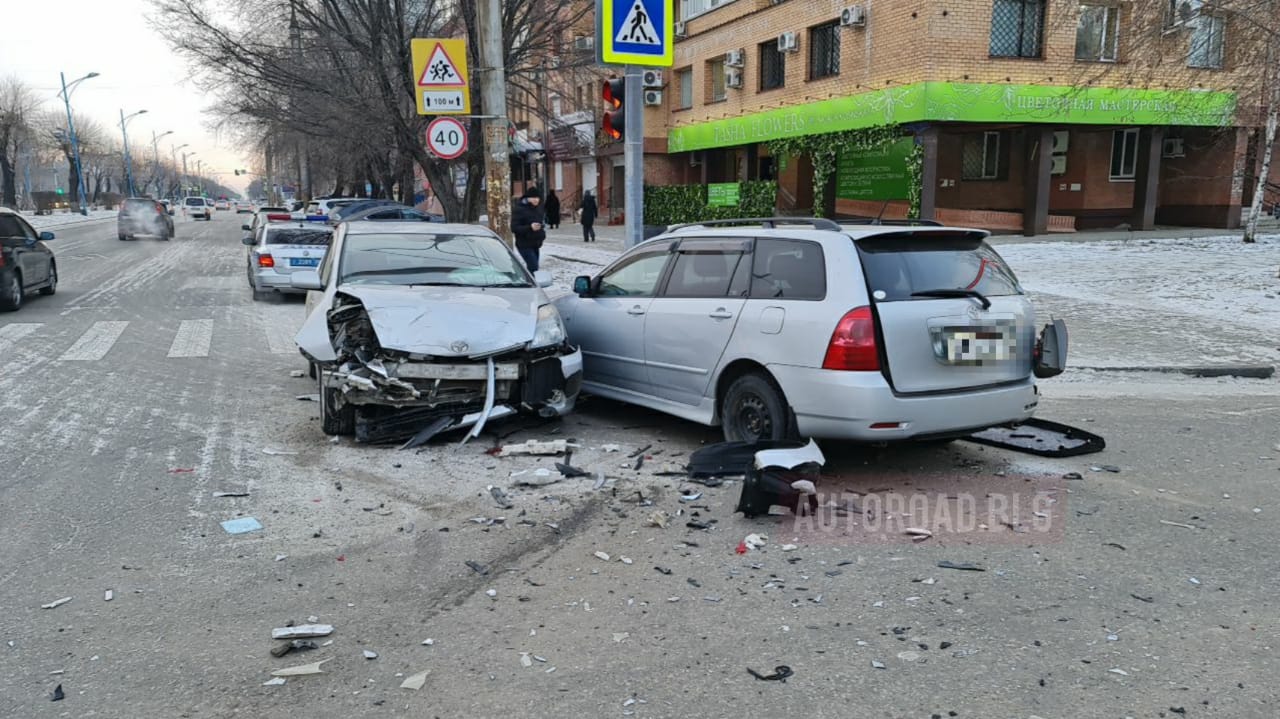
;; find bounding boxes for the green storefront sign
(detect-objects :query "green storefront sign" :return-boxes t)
[707,182,740,207]
[668,82,1237,153]
[836,138,914,201]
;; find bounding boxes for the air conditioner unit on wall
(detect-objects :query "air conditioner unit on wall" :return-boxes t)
[573,36,594,51]
[777,32,799,53]
[1162,137,1186,158]
[840,5,866,27]
[1051,130,1070,154]
[675,21,688,38]
[725,49,746,67]
[643,89,663,106]
[726,68,744,89]
[1051,155,1067,175]
[642,70,664,88]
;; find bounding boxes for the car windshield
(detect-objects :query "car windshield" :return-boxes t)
[266,228,332,246]
[855,232,1023,301]
[338,232,530,288]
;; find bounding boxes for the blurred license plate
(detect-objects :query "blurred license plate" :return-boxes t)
[940,328,1012,364]
[290,258,320,267]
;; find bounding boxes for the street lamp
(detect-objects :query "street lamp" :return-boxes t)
[195,159,203,193]
[183,151,196,195]
[172,143,188,200]
[119,108,148,196]
[58,71,99,215]
[151,130,173,197]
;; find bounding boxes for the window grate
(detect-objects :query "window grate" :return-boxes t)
[809,21,841,80]
[990,0,1045,58]
[961,132,1004,180]
[759,41,785,91]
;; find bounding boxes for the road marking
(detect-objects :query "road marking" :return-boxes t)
[167,319,214,358]
[264,323,297,355]
[0,323,42,351]
[58,321,129,361]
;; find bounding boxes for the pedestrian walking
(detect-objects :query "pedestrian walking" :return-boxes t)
[512,186,547,272]
[545,190,561,229]
[580,190,598,243]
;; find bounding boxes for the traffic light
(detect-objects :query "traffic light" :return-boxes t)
[601,77,625,141]
[55,188,65,196]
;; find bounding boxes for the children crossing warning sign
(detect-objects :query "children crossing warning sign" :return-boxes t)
[598,0,673,67]
[411,38,471,115]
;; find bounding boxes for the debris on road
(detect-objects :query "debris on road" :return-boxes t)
[296,394,320,402]
[212,491,250,498]
[1063,472,1084,480]
[275,554,288,562]
[647,511,670,528]
[594,551,611,561]
[270,658,331,677]
[743,533,768,550]
[489,486,514,509]
[400,670,430,690]
[520,652,533,667]
[422,638,435,646]
[613,632,630,643]
[168,468,195,474]
[1091,464,1121,473]
[688,440,805,478]
[964,418,1106,457]
[41,597,72,610]
[511,468,563,487]
[555,462,593,478]
[290,369,306,378]
[399,416,455,451]
[1108,668,1129,676]
[272,624,334,640]
[903,527,933,541]
[51,684,64,701]
[736,441,824,519]
[363,650,378,659]
[221,517,264,535]
[499,439,575,457]
[747,665,793,682]
[1159,519,1199,530]
[679,490,703,503]
[262,677,287,686]
[601,444,621,453]
[937,561,986,572]
[261,448,298,456]
[271,640,318,658]
[104,590,113,602]
[871,660,886,669]
[486,589,498,599]
[465,560,490,576]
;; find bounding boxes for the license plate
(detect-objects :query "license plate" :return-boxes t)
[290,258,320,267]
[934,325,1014,365]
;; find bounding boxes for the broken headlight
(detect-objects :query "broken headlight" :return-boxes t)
[531,304,566,349]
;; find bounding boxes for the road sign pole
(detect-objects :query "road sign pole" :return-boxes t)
[475,0,512,241]
[624,65,643,249]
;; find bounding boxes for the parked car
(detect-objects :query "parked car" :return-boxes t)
[293,197,357,220]
[183,196,212,220]
[117,197,174,241]
[0,207,58,311]
[247,206,290,234]
[291,221,583,441]
[554,218,1067,443]
[242,218,333,301]
[337,205,444,224]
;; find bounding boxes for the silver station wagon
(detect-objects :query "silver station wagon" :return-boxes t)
[554,218,1067,443]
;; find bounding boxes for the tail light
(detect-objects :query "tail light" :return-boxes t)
[257,253,275,268]
[822,306,880,371]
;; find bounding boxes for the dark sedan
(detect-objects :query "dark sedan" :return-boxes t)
[118,198,175,241]
[0,209,58,312]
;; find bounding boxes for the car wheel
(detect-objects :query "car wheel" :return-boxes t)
[39,266,57,296]
[308,362,317,380]
[0,272,23,312]
[721,372,794,443]
[118,233,127,241]
[319,371,355,436]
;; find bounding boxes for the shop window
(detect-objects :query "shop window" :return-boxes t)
[990,0,1045,58]
[961,131,1006,180]
[1110,128,1139,180]
[1187,15,1225,68]
[809,21,841,79]
[1075,5,1119,62]
[677,67,694,109]
[708,58,726,102]
[759,41,785,91]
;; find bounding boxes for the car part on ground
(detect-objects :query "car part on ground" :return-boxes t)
[735,440,825,518]
[962,418,1106,457]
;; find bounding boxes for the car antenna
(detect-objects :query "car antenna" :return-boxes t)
[872,200,889,225]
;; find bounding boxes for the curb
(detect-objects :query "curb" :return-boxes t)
[1074,365,1276,379]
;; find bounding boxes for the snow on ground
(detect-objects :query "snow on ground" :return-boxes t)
[20,210,117,229]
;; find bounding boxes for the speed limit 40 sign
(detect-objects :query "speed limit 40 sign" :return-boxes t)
[426,117,468,160]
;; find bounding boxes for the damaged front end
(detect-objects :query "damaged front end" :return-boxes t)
[323,292,583,444]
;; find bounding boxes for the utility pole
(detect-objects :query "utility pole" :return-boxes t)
[476,0,513,243]
[171,143,188,200]
[151,130,172,198]
[59,71,97,215]
[623,65,643,249]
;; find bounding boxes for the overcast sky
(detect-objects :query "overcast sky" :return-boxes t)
[3,0,250,194]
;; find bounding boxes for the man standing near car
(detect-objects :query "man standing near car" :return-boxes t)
[512,186,546,272]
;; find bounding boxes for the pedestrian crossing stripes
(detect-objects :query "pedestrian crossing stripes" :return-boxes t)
[58,321,130,361]
[167,319,215,358]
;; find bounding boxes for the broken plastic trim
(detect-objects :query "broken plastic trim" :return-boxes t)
[462,357,497,445]
[962,418,1105,457]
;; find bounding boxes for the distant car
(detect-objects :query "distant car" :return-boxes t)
[117,197,174,241]
[235,200,253,213]
[242,218,333,301]
[293,197,357,220]
[159,199,175,216]
[183,196,212,220]
[214,199,231,211]
[340,206,445,224]
[0,207,58,311]
[247,206,289,234]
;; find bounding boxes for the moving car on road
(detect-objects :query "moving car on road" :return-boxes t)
[292,222,583,442]
[0,207,58,312]
[214,199,231,211]
[242,217,333,301]
[235,200,253,213]
[117,197,174,241]
[183,196,212,220]
[555,218,1067,443]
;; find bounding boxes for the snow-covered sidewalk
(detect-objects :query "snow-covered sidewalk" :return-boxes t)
[20,210,117,229]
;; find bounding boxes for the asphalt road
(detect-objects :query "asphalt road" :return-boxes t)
[2,213,1278,717]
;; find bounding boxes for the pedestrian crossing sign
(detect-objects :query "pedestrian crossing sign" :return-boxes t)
[598,0,674,67]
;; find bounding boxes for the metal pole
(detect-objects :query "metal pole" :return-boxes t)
[170,145,180,200]
[151,132,162,197]
[623,65,643,249]
[476,0,513,241]
[120,109,135,197]
[182,152,190,194]
[61,72,90,215]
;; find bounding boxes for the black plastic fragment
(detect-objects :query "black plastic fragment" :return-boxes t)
[688,440,805,478]
[51,684,64,702]
[465,560,490,576]
[937,561,985,572]
[962,418,1105,457]
[555,462,592,478]
[736,466,820,519]
[399,416,458,450]
[747,665,793,682]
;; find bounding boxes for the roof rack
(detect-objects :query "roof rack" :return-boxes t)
[666,217,842,232]
[838,218,944,227]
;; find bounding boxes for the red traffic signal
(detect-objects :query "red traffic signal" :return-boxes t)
[602,77,625,141]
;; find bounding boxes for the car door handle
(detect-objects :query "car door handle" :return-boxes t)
[627,305,646,316]
[709,309,734,319]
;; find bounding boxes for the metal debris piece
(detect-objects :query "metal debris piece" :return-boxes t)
[679,490,703,502]
[41,597,72,610]
[461,357,497,445]
[747,665,793,682]
[1108,668,1129,676]
[937,560,985,572]
[272,624,334,640]
[401,670,429,690]
[1159,519,1198,530]
[270,658,331,676]
[465,560,490,576]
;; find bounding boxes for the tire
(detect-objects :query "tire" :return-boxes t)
[319,371,355,436]
[39,266,57,296]
[308,362,317,379]
[0,272,23,312]
[118,233,127,241]
[721,372,794,443]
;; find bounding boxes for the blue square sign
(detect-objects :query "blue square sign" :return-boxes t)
[598,0,674,67]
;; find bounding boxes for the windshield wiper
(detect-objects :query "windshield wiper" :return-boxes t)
[910,288,991,309]
[482,282,533,288]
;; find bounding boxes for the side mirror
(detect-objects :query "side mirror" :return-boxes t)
[241,237,255,246]
[573,275,592,296]
[39,231,55,241]
[291,269,324,291]
[241,224,251,231]
[533,270,554,288]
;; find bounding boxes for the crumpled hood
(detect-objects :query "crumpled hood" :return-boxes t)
[334,284,543,358]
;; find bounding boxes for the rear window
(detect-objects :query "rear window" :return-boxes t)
[856,232,1022,301]
[184,198,204,206]
[124,199,156,210]
[265,228,332,246]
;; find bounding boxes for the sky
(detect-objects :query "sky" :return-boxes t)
[2,0,250,194]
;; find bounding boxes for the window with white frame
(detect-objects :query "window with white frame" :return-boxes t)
[1075,5,1120,62]
[1110,128,1139,180]
[1187,14,1224,68]
[961,131,1005,180]
[681,0,734,21]
[677,67,694,109]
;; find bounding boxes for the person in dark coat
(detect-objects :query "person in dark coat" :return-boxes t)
[544,190,561,229]
[512,186,546,272]
[580,190,598,243]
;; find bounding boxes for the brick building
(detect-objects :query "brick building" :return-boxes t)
[552,0,1277,233]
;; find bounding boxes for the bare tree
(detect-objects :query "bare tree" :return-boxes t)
[0,76,39,208]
